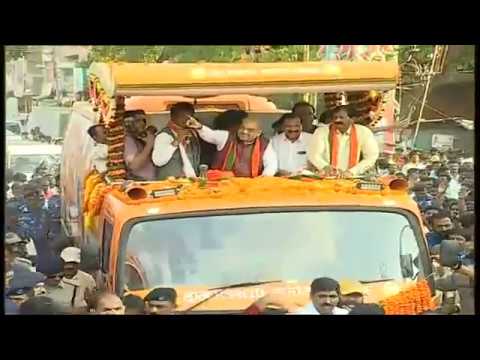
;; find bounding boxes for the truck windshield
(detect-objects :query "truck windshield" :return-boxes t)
[123,210,424,290]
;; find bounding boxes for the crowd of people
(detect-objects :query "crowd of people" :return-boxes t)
[88,100,380,182]
[5,98,474,315]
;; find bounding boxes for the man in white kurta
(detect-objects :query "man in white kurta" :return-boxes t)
[308,106,379,178]
[271,114,312,176]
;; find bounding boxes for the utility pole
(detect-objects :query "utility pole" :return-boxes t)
[412,45,440,147]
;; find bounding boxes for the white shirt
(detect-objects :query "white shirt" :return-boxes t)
[196,126,278,176]
[308,124,379,176]
[91,143,108,173]
[292,302,349,315]
[152,132,197,177]
[445,178,461,200]
[271,132,312,174]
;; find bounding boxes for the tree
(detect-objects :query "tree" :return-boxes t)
[5,45,31,61]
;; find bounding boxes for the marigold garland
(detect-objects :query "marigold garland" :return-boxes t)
[379,280,436,315]
[83,171,102,212]
[89,76,127,181]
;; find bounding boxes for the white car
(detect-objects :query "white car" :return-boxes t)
[6,142,62,180]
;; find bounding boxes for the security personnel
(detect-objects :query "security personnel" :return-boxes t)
[6,270,47,306]
[15,183,57,274]
[144,288,178,315]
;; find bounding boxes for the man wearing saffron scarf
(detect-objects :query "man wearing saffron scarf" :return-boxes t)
[152,102,201,180]
[308,105,379,178]
[185,115,277,177]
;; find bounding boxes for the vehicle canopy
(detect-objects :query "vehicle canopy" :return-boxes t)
[89,61,398,97]
[88,61,399,181]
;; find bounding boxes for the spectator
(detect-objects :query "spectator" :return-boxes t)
[19,296,70,315]
[407,168,420,189]
[144,288,178,315]
[448,161,461,181]
[10,182,24,199]
[308,105,379,178]
[438,167,461,200]
[402,151,425,175]
[420,176,435,191]
[427,211,454,248]
[5,232,33,271]
[339,280,366,311]
[422,206,441,230]
[293,277,349,315]
[152,102,202,180]
[94,292,125,315]
[412,183,434,210]
[447,200,461,228]
[429,160,442,178]
[292,101,317,133]
[459,212,475,240]
[387,161,398,176]
[271,113,312,176]
[87,124,108,173]
[376,158,390,176]
[59,247,97,309]
[123,110,156,181]
[186,116,278,177]
[39,177,54,201]
[123,294,146,315]
[13,172,30,185]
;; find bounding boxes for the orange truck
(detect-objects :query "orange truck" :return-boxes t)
[62,61,438,314]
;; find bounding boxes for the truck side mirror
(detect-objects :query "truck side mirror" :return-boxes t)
[400,254,414,278]
[439,240,463,267]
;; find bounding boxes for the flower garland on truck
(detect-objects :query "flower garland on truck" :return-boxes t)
[379,279,436,315]
[83,169,113,230]
[88,75,127,181]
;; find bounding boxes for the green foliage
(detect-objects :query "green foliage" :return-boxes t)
[5,45,30,61]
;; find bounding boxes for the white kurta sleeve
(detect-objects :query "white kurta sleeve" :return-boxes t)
[261,142,278,176]
[197,126,229,151]
[307,127,329,171]
[349,127,380,176]
[152,132,177,167]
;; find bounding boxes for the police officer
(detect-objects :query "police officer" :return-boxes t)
[144,288,178,315]
[5,183,27,233]
[6,270,47,307]
[14,183,62,274]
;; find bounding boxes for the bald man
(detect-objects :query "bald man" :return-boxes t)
[95,292,125,315]
[186,116,277,177]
